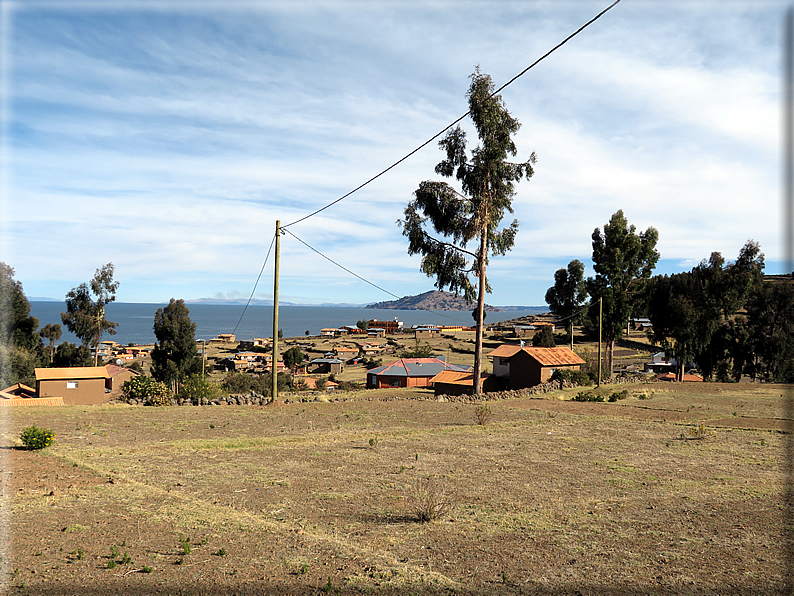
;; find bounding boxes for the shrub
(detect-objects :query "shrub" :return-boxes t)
[474,404,493,425]
[608,389,629,402]
[178,375,221,403]
[122,375,173,406]
[572,390,604,402]
[20,425,55,450]
[550,369,594,386]
[408,477,454,523]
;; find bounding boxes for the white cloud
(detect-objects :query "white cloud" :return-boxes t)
[4,1,787,306]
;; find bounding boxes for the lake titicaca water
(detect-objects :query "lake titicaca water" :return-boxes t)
[29,302,548,346]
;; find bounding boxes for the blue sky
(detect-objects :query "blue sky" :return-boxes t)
[0,0,787,306]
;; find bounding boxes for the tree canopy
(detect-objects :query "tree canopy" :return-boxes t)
[151,299,200,390]
[586,210,659,376]
[644,241,765,381]
[282,346,304,370]
[61,263,119,365]
[0,263,41,386]
[545,259,587,348]
[399,67,535,393]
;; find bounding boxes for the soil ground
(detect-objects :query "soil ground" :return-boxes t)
[1,381,790,595]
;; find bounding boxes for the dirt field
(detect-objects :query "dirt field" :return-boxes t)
[1,382,790,595]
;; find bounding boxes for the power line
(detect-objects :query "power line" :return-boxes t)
[282,228,474,325]
[282,0,621,229]
[283,228,401,300]
[231,231,277,337]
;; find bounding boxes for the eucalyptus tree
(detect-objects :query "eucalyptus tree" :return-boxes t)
[151,298,201,392]
[40,323,62,365]
[545,259,587,349]
[586,210,659,377]
[61,263,119,366]
[399,68,535,394]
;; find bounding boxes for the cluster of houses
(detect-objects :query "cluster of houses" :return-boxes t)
[365,344,586,396]
[0,312,685,408]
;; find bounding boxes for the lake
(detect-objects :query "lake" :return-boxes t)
[29,302,548,346]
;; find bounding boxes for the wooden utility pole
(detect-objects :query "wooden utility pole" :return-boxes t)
[271,220,281,403]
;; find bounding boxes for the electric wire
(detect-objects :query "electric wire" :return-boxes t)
[282,0,621,229]
[231,231,277,337]
[282,228,474,325]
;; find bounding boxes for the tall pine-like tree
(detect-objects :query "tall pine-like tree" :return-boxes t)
[545,259,587,349]
[151,299,201,392]
[399,68,535,394]
[586,210,659,377]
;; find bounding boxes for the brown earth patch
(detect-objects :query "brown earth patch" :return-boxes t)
[1,381,790,595]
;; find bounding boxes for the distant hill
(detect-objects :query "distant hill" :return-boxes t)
[366,290,503,312]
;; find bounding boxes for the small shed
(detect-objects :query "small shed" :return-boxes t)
[35,366,113,406]
[309,358,344,375]
[430,371,501,396]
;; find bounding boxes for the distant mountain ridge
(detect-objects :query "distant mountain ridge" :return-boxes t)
[366,290,503,312]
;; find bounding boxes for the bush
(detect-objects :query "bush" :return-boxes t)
[20,425,55,450]
[572,390,604,402]
[608,389,629,402]
[122,375,173,406]
[473,404,493,425]
[550,368,594,386]
[408,477,454,523]
[179,375,221,403]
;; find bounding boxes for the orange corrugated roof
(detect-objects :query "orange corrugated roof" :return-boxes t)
[522,347,585,366]
[487,344,524,358]
[430,370,491,385]
[35,366,110,381]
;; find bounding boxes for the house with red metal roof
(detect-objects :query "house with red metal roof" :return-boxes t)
[367,358,469,389]
[487,345,585,390]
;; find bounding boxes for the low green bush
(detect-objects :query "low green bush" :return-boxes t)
[608,389,629,402]
[179,375,221,402]
[20,425,55,450]
[572,390,604,403]
[121,375,173,406]
[550,368,594,386]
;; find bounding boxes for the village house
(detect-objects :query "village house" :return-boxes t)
[367,357,469,389]
[320,328,347,337]
[429,370,501,396]
[308,358,344,375]
[367,318,403,334]
[358,343,386,356]
[414,326,442,340]
[333,346,359,360]
[488,345,585,390]
[35,366,110,405]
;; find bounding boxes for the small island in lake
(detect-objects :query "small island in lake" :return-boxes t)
[366,290,504,312]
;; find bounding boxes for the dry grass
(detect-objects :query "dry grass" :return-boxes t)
[2,381,790,595]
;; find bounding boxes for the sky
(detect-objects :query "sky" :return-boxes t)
[0,0,788,306]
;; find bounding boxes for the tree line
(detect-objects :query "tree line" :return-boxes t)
[0,263,203,391]
[545,211,790,383]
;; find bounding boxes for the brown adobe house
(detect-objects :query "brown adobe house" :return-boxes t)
[488,345,585,390]
[35,366,112,406]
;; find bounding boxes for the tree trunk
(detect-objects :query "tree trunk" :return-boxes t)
[609,339,615,378]
[473,230,488,395]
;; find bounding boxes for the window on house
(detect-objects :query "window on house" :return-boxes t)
[66,381,79,389]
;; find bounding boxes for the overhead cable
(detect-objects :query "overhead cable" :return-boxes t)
[282,0,621,229]
[231,231,277,336]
